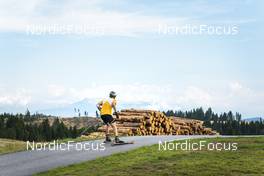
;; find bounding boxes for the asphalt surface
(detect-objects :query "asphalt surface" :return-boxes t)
[0,135,217,176]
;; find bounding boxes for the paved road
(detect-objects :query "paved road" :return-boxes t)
[0,135,217,176]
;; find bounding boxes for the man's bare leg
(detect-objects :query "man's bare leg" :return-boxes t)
[111,122,124,143]
[111,122,118,137]
[106,124,109,135]
[105,124,111,142]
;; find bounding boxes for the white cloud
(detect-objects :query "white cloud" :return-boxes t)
[230,82,243,92]
[0,82,263,117]
[42,84,217,111]
[0,0,185,36]
[0,0,255,36]
[0,88,31,106]
[40,83,264,116]
[48,84,66,97]
[196,81,263,117]
[178,86,213,107]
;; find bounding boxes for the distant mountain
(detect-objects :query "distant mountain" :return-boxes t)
[38,99,153,117]
[38,98,97,117]
[243,117,263,122]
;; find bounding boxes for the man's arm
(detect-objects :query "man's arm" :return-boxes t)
[96,101,103,111]
[111,100,119,118]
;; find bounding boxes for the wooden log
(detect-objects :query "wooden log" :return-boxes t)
[146,127,152,131]
[98,128,132,134]
[118,115,147,119]
[122,122,142,127]
[145,119,152,125]
[116,116,145,122]
[121,109,157,114]
[97,109,218,136]
[118,112,148,116]
[98,126,138,131]
[180,125,192,130]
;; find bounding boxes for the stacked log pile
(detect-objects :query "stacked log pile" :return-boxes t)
[98,109,218,136]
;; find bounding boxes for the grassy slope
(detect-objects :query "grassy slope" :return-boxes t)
[0,135,103,155]
[36,137,264,176]
[0,138,27,155]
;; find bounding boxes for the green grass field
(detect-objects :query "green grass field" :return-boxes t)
[36,137,264,176]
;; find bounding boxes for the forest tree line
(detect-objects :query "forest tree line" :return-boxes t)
[0,111,80,141]
[165,107,264,135]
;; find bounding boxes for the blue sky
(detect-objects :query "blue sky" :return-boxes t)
[0,0,263,117]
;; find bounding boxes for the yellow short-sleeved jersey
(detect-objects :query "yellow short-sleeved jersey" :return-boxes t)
[98,99,117,115]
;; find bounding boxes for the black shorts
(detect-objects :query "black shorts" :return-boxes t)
[101,114,115,125]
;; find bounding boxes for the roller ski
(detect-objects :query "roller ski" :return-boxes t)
[111,136,134,146]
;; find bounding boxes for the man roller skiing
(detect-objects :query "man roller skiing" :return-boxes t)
[97,91,124,143]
